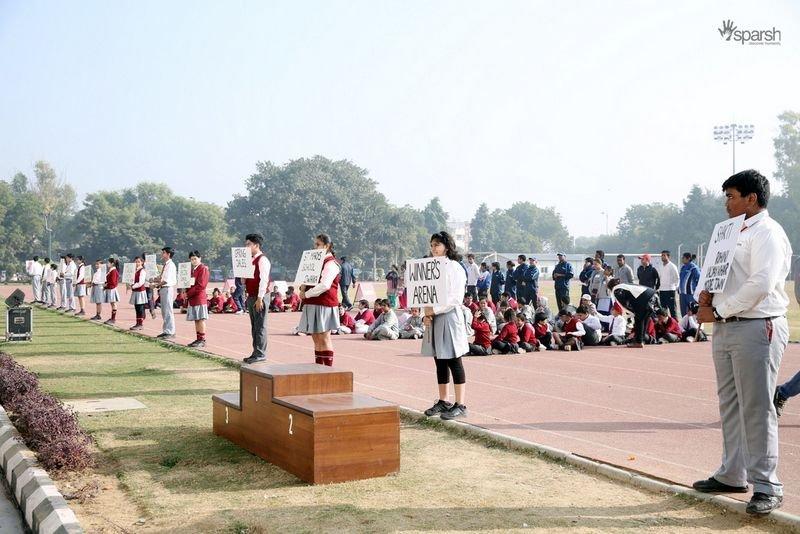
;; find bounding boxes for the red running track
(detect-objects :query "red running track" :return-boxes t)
[5,286,800,514]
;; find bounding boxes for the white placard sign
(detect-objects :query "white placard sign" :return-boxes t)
[84,266,93,283]
[405,257,450,308]
[121,263,136,285]
[695,213,746,297]
[145,254,159,279]
[231,247,254,278]
[177,262,193,289]
[293,249,326,286]
[25,260,33,271]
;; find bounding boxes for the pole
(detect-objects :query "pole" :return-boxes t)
[373,251,377,281]
[43,214,52,260]
[732,124,736,174]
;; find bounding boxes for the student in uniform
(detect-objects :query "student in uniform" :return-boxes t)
[284,286,301,312]
[533,312,553,350]
[422,231,469,420]
[654,309,683,343]
[600,302,628,345]
[576,306,601,346]
[208,288,224,313]
[492,308,521,354]
[129,256,149,330]
[269,289,284,312]
[364,299,400,340]
[185,250,210,348]
[553,309,585,351]
[44,263,58,307]
[298,234,341,365]
[63,253,77,312]
[372,298,384,320]
[155,247,178,339]
[679,302,707,341]
[142,253,158,320]
[468,309,493,356]
[353,299,375,335]
[89,259,105,320]
[222,291,239,313]
[516,313,540,352]
[607,278,659,348]
[334,305,356,334]
[399,307,425,339]
[243,233,271,364]
[103,258,120,324]
[73,256,87,316]
[26,256,44,304]
[56,256,67,310]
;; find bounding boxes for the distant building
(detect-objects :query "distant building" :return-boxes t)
[447,220,471,252]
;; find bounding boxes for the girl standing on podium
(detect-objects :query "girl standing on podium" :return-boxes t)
[298,234,341,366]
[422,231,469,420]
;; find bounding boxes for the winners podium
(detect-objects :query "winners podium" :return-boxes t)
[212,363,400,484]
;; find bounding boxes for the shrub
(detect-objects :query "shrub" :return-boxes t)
[0,353,93,471]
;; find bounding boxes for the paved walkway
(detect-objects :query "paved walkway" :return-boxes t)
[3,285,800,516]
[0,482,24,533]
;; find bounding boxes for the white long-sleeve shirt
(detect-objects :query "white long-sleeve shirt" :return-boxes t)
[45,268,58,284]
[601,314,627,337]
[91,268,104,285]
[304,253,340,298]
[161,259,177,288]
[28,261,44,277]
[433,258,468,315]
[713,210,792,319]
[131,267,148,289]
[655,261,679,291]
[75,263,86,284]
[465,262,480,286]
[63,261,77,280]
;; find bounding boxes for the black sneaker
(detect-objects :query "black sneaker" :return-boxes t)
[774,388,787,418]
[424,399,453,417]
[188,339,206,348]
[103,319,116,325]
[243,355,266,364]
[129,324,143,331]
[692,477,748,494]
[156,333,175,340]
[440,403,468,420]
[746,492,782,515]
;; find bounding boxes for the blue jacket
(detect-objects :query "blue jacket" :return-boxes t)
[505,268,516,292]
[679,261,701,295]
[524,265,539,289]
[477,271,491,292]
[553,261,574,291]
[490,270,505,294]
[512,264,527,286]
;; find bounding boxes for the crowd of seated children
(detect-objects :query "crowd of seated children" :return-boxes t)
[364,299,399,340]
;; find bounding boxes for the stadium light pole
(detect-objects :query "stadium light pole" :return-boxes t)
[713,123,754,175]
[600,211,609,235]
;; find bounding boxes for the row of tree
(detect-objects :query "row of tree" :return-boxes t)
[3,111,798,276]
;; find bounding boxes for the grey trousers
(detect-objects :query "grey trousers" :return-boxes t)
[247,297,268,357]
[64,279,74,310]
[31,275,42,302]
[159,287,176,335]
[712,316,789,496]
[45,283,54,306]
[58,280,66,307]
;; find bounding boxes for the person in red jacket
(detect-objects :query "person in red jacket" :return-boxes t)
[492,308,522,354]
[463,293,479,314]
[102,257,120,325]
[516,313,540,352]
[533,312,553,350]
[372,298,383,320]
[298,234,342,366]
[207,288,223,313]
[129,256,149,331]
[185,250,210,348]
[468,309,493,356]
[283,286,301,312]
[269,289,284,312]
[222,291,238,313]
[553,309,585,351]
[334,304,356,334]
[353,299,375,334]
[654,309,683,343]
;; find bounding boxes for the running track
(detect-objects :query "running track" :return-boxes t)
[4,286,799,515]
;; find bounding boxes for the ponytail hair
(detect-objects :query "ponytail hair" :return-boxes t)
[316,234,335,256]
[107,257,120,270]
[430,231,461,261]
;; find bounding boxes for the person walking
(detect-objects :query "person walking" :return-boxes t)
[656,250,679,319]
[693,170,792,516]
[679,252,701,316]
[339,256,355,309]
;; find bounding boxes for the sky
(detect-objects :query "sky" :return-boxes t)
[1,0,798,237]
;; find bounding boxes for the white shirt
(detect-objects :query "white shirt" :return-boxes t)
[714,210,792,319]
[28,261,43,277]
[601,314,627,337]
[582,314,602,332]
[433,258,468,315]
[655,260,679,291]
[253,253,271,299]
[680,314,698,331]
[75,264,86,284]
[45,268,58,284]
[466,262,480,285]
[161,259,177,288]
[91,268,105,285]
[305,254,340,298]
[63,261,77,280]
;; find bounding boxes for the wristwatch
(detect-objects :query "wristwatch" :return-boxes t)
[712,307,723,322]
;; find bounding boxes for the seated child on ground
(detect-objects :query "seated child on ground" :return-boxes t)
[222,291,238,313]
[468,309,493,356]
[679,303,707,341]
[269,289,284,312]
[599,302,627,345]
[655,309,683,343]
[334,304,356,334]
[576,306,602,346]
[283,286,301,312]
[492,308,522,354]
[365,300,399,340]
[353,299,375,334]
[516,313,541,352]
[399,307,425,339]
[533,311,553,350]
[553,309,585,351]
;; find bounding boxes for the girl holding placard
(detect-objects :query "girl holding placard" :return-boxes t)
[103,257,120,325]
[422,231,469,420]
[185,250,210,348]
[298,234,341,366]
[89,259,105,320]
[129,256,149,330]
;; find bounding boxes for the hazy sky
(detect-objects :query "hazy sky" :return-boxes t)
[1,1,798,236]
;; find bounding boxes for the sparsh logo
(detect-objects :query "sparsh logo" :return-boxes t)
[718,19,781,45]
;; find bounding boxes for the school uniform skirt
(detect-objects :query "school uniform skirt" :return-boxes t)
[103,289,119,303]
[90,285,104,304]
[298,304,340,334]
[186,305,209,321]
[129,290,148,305]
[421,307,470,359]
[75,283,86,297]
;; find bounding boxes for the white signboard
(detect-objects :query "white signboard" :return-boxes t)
[84,266,93,283]
[25,260,33,272]
[121,263,136,285]
[145,254,159,279]
[695,213,746,297]
[177,262,193,289]
[405,257,450,308]
[293,249,326,286]
[231,247,254,278]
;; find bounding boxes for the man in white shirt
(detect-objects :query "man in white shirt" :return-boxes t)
[694,170,792,516]
[26,256,44,303]
[464,254,480,300]
[655,250,680,319]
[156,247,178,339]
[63,254,77,312]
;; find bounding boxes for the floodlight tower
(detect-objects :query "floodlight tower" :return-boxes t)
[713,123,754,174]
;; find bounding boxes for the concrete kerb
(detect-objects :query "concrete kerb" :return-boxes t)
[398,406,800,532]
[31,304,800,531]
[0,406,82,534]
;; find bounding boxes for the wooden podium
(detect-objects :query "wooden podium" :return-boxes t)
[212,363,400,484]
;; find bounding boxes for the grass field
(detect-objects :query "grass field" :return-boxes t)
[0,305,794,533]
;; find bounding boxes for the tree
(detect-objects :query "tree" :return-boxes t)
[505,202,572,252]
[616,202,681,252]
[32,161,77,256]
[774,110,800,203]
[0,178,46,273]
[422,197,449,234]
[469,203,494,251]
